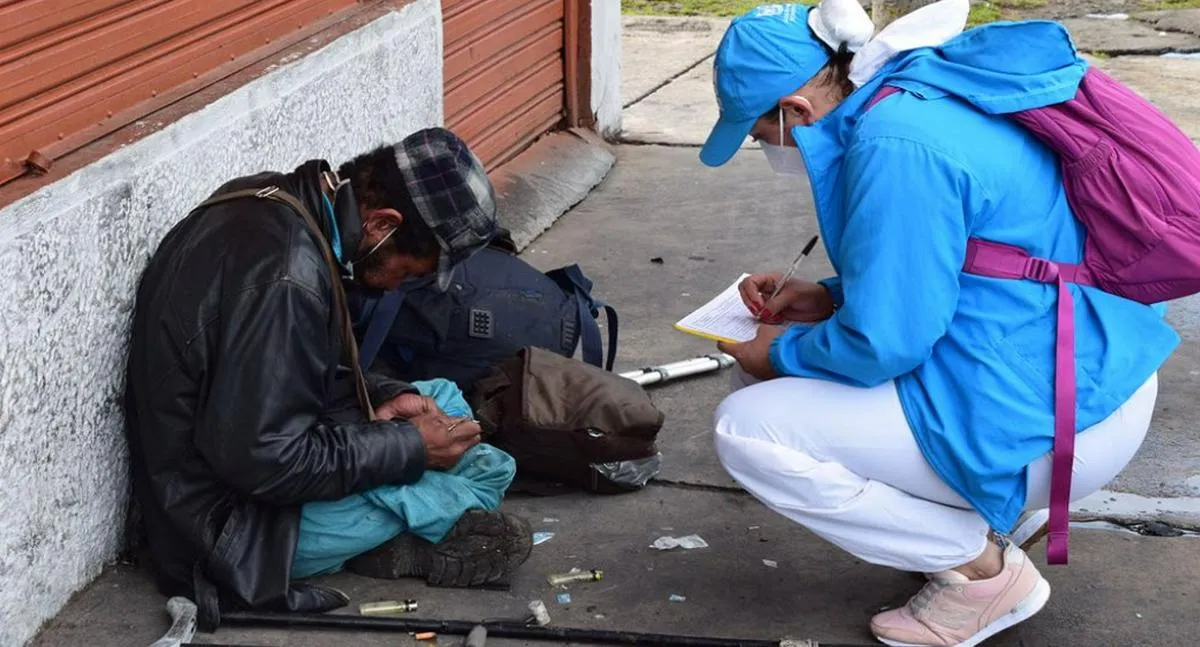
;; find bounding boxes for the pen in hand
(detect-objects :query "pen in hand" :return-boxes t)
[762,235,820,317]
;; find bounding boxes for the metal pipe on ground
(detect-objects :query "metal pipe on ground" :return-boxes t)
[619,353,736,387]
[211,611,876,646]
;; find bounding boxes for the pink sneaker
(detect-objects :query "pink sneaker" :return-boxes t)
[871,542,1051,647]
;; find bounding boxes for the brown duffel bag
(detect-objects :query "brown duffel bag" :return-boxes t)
[470,346,665,494]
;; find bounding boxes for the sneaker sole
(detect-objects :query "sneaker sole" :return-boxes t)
[346,509,533,588]
[876,577,1052,647]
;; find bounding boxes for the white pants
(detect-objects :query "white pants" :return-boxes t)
[714,370,1158,573]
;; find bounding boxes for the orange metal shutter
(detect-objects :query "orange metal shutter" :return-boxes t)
[442,0,566,171]
[0,0,357,185]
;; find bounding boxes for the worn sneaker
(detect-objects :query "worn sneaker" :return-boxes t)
[1009,509,1050,551]
[871,542,1051,647]
[346,509,533,588]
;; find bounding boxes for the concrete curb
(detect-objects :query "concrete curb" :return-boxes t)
[1074,490,1200,531]
[1044,17,1200,56]
[622,15,731,34]
[491,129,617,252]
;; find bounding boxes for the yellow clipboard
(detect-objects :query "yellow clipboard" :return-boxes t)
[672,322,743,345]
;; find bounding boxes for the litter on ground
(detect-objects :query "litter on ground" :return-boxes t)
[650,534,709,550]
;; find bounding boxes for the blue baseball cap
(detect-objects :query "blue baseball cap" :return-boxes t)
[700,4,832,167]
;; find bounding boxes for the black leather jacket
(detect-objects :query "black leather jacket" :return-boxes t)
[124,160,427,629]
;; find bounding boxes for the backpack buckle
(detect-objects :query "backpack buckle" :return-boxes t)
[255,186,279,199]
[468,309,494,339]
[1023,257,1060,283]
[562,316,578,351]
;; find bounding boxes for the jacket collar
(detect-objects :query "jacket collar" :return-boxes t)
[790,65,897,274]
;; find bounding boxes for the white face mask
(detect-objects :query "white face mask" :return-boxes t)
[762,108,807,176]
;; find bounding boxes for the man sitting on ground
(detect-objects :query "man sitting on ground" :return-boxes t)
[123,128,531,626]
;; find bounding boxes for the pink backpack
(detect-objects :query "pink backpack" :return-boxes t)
[869,66,1200,565]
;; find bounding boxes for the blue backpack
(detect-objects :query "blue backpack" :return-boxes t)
[350,245,618,392]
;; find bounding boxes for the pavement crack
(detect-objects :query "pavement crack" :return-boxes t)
[649,478,749,495]
[1085,45,1200,56]
[615,139,703,148]
[622,53,715,110]
[1079,517,1200,536]
[1129,14,1200,39]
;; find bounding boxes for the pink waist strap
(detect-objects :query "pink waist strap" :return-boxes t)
[962,238,1083,566]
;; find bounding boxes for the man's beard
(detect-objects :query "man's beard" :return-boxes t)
[352,236,396,287]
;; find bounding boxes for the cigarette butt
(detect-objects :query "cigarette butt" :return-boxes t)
[415,631,436,640]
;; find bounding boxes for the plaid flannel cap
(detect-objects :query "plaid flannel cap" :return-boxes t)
[392,127,499,290]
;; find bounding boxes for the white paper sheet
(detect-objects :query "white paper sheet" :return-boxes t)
[675,274,815,344]
[674,274,764,344]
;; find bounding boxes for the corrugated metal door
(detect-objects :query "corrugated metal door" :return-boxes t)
[0,0,357,185]
[442,0,567,171]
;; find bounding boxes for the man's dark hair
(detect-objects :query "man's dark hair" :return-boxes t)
[337,145,440,260]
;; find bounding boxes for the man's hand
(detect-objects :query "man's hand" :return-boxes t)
[738,273,835,324]
[412,413,482,471]
[717,325,785,381]
[376,393,438,420]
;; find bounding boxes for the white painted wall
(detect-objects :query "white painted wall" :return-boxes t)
[0,2,443,644]
[591,0,623,138]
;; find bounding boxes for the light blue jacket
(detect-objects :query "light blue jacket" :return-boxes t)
[769,21,1179,532]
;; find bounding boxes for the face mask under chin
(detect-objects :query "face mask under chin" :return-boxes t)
[763,143,807,176]
[762,108,807,176]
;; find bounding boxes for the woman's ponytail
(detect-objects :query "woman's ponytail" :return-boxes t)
[819,41,857,100]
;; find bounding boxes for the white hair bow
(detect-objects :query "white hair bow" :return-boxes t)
[807,0,876,54]
[807,0,971,89]
[851,0,970,86]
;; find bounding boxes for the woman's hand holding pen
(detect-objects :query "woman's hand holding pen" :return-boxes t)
[723,277,834,381]
[739,274,835,324]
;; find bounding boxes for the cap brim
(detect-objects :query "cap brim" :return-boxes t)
[699,115,757,167]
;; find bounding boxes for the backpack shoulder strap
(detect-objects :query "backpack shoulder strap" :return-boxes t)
[358,288,409,371]
[866,85,903,111]
[195,185,375,420]
[549,264,619,371]
[589,297,619,372]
